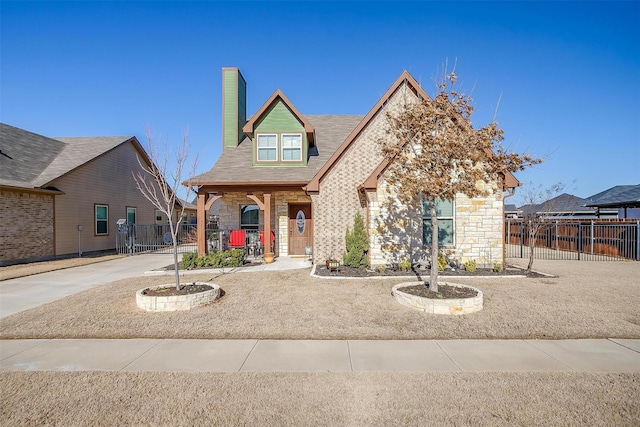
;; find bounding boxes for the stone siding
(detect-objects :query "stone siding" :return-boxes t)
[369,178,504,268]
[210,191,310,256]
[0,189,54,263]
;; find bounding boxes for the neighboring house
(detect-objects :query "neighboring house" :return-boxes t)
[191,68,521,267]
[585,185,640,219]
[0,123,171,264]
[517,193,618,220]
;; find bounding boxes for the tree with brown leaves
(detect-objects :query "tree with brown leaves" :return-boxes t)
[381,70,541,292]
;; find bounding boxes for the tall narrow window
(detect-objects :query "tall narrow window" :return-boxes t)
[257,134,277,161]
[240,204,259,230]
[281,133,302,161]
[95,204,109,236]
[422,198,454,245]
[126,207,136,225]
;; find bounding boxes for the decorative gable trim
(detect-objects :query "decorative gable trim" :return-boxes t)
[242,89,315,144]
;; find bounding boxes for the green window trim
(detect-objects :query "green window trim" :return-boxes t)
[95,204,109,236]
[422,198,454,246]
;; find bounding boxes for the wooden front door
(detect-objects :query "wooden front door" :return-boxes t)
[288,203,312,255]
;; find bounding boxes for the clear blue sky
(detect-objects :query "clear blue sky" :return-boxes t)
[2,1,639,203]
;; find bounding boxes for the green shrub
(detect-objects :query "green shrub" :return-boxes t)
[437,253,448,271]
[493,262,503,273]
[181,249,245,270]
[343,212,368,268]
[375,265,386,273]
[398,258,411,272]
[464,259,477,273]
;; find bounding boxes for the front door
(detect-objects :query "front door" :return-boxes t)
[288,203,312,255]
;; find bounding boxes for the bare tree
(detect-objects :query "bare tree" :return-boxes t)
[382,69,541,292]
[518,182,578,271]
[132,128,198,290]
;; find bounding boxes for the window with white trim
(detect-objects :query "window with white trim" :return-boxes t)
[95,204,109,235]
[126,207,136,225]
[281,133,302,161]
[257,134,277,161]
[422,198,454,246]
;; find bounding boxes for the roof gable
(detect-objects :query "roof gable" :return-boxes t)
[242,89,315,144]
[306,70,428,193]
[0,123,145,190]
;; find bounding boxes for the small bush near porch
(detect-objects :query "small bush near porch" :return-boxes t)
[181,249,245,269]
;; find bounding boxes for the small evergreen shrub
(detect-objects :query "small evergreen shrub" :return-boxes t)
[398,258,411,272]
[375,265,386,273]
[343,212,368,268]
[464,259,477,272]
[493,262,503,273]
[437,253,448,271]
[182,249,245,270]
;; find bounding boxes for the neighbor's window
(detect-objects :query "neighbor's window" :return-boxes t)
[155,210,164,223]
[240,204,259,230]
[257,134,277,161]
[95,204,109,235]
[281,133,302,161]
[126,207,136,225]
[422,198,454,246]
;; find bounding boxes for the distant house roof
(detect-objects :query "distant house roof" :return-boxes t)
[191,115,364,186]
[519,193,596,215]
[585,185,640,208]
[0,123,139,192]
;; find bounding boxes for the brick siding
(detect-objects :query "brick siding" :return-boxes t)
[0,189,54,263]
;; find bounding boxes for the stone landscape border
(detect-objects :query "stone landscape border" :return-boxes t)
[392,282,484,315]
[136,283,220,312]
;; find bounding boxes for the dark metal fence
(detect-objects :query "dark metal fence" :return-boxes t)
[505,219,640,261]
[116,225,271,258]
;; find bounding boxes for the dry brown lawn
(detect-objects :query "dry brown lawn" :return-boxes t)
[1,259,639,340]
[1,371,638,426]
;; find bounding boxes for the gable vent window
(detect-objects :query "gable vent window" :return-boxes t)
[281,134,302,161]
[257,134,277,161]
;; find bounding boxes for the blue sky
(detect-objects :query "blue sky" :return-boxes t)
[2,1,639,203]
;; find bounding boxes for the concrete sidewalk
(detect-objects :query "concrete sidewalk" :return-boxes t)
[1,338,639,373]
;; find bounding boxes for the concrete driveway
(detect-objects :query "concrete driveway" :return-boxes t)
[0,253,174,318]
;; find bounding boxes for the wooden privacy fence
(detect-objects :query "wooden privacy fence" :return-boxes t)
[505,219,640,261]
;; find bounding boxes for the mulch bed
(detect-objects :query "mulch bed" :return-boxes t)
[142,283,213,297]
[399,283,478,299]
[315,265,543,278]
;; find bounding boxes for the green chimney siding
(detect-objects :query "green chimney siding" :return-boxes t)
[222,69,246,148]
[253,100,307,167]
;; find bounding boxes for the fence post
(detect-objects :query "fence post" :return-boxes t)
[577,225,582,261]
[636,221,640,261]
[520,222,524,259]
[590,220,594,255]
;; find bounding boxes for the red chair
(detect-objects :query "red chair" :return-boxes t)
[229,230,246,248]
[259,231,275,251]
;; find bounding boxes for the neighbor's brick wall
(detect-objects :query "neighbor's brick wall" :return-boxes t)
[313,82,417,263]
[0,189,54,263]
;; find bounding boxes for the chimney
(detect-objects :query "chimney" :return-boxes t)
[222,68,247,149]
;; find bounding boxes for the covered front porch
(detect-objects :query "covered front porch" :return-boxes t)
[195,186,313,260]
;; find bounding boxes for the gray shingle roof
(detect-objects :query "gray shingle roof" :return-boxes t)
[191,115,364,185]
[519,193,594,214]
[0,123,134,190]
[585,185,640,207]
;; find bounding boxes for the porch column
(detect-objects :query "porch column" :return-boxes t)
[197,192,206,256]
[197,191,224,257]
[247,193,272,254]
